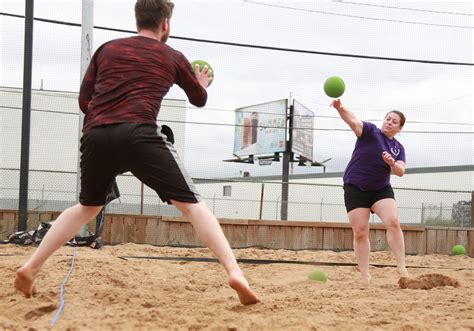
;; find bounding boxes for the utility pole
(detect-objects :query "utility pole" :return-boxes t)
[280,99,293,221]
[18,0,34,231]
[471,191,474,228]
[77,0,94,236]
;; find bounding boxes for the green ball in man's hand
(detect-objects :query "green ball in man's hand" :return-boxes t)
[191,60,214,87]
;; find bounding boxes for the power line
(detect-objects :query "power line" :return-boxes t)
[1,105,76,116]
[2,104,473,126]
[243,1,474,29]
[335,1,473,16]
[161,119,474,134]
[1,12,472,66]
[172,35,474,66]
[398,95,474,110]
[1,12,82,26]
[367,119,473,126]
[161,104,474,126]
[4,86,471,115]
[2,104,473,132]
[294,93,474,114]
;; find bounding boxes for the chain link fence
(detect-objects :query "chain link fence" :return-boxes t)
[1,87,473,233]
[0,167,471,227]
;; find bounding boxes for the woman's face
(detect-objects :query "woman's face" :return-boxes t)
[381,112,403,137]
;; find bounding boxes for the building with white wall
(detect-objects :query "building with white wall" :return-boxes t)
[1,87,472,225]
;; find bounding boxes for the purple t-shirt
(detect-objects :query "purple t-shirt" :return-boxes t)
[343,121,406,191]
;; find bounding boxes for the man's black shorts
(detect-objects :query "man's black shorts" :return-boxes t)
[79,123,201,206]
[343,184,395,213]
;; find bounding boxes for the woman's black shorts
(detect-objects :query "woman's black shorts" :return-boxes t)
[343,184,395,213]
[79,123,201,206]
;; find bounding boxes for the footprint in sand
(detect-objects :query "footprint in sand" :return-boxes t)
[398,273,460,290]
[24,304,57,321]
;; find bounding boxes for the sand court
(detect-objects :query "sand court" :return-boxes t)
[1,243,473,330]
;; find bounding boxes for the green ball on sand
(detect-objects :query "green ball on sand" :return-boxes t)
[308,270,327,282]
[324,76,345,98]
[191,60,214,87]
[452,244,466,255]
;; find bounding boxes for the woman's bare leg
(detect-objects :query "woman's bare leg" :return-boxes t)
[348,208,372,286]
[372,199,409,277]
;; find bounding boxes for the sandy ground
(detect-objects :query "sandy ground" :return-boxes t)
[1,243,473,331]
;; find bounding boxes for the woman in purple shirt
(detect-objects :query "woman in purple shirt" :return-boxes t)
[332,99,409,286]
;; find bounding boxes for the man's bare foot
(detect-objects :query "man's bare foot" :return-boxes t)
[14,266,37,298]
[228,274,260,305]
[361,273,372,287]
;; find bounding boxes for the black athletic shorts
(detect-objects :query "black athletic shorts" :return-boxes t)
[79,123,201,206]
[343,184,395,213]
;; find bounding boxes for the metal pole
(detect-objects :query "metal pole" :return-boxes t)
[140,182,144,215]
[281,150,290,220]
[440,202,443,222]
[471,191,474,228]
[320,198,324,221]
[421,203,425,225]
[18,0,34,232]
[280,100,292,221]
[275,196,280,219]
[259,183,265,220]
[212,193,216,214]
[77,0,94,236]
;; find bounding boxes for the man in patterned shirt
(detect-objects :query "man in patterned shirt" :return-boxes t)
[15,0,259,305]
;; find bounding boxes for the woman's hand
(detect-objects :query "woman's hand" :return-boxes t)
[382,151,395,166]
[331,98,342,111]
[383,151,405,176]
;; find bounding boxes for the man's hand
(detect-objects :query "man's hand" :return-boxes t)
[194,64,212,89]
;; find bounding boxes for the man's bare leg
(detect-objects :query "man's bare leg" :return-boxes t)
[14,204,102,297]
[172,200,259,305]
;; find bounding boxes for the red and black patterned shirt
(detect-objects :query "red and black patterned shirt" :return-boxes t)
[79,35,206,133]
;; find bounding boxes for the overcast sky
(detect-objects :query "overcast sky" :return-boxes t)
[1,0,473,178]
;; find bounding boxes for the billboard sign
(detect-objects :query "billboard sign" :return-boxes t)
[291,100,314,161]
[233,99,287,157]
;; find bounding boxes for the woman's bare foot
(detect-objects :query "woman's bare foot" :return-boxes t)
[228,273,260,305]
[361,273,372,287]
[397,266,409,278]
[14,265,38,298]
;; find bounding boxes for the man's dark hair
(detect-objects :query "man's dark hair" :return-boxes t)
[135,0,174,31]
